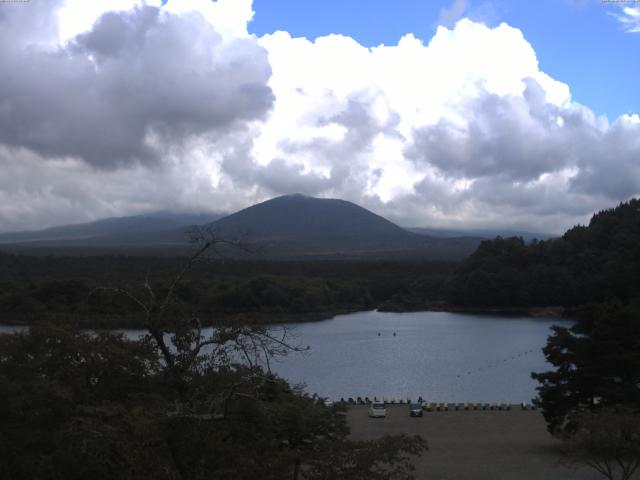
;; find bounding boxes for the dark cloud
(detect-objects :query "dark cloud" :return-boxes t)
[220,141,335,196]
[406,79,574,181]
[0,143,254,233]
[568,117,640,199]
[395,77,640,232]
[0,4,273,168]
[406,78,640,204]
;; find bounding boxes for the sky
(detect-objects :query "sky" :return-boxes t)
[0,0,639,234]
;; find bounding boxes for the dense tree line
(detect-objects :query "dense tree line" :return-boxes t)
[0,255,454,327]
[450,199,640,309]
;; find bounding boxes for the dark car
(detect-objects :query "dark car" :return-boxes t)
[409,403,423,417]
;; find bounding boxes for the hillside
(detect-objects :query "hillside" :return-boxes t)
[449,198,640,308]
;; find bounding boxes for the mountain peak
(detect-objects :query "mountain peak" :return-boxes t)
[278,193,310,199]
[211,195,417,251]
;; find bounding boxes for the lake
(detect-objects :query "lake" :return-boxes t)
[267,310,567,403]
[0,310,569,403]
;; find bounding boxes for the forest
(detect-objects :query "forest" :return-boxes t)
[0,255,454,327]
[2,200,639,327]
[449,198,640,310]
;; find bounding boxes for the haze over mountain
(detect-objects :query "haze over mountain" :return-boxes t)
[0,211,223,247]
[408,227,554,243]
[0,195,484,259]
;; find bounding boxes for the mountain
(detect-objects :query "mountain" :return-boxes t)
[0,195,482,259]
[211,194,413,244]
[203,194,480,259]
[0,211,223,247]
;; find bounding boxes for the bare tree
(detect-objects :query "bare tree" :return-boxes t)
[561,408,640,480]
[93,226,306,402]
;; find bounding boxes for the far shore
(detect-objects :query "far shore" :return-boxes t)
[0,304,570,330]
[379,304,567,318]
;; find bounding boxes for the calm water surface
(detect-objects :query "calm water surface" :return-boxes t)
[0,310,569,403]
[268,310,568,403]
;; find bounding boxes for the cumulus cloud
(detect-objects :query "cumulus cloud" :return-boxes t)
[0,142,258,232]
[0,1,639,235]
[252,19,632,232]
[0,0,272,168]
[406,80,573,181]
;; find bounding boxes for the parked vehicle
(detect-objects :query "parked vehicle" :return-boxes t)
[368,402,386,418]
[409,403,423,417]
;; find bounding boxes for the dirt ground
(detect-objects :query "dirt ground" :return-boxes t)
[347,405,608,480]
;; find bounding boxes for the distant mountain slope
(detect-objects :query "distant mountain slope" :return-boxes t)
[0,211,223,246]
[0,196,483,260]
[205,195,480,259]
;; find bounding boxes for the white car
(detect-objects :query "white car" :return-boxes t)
[368,402,386,418]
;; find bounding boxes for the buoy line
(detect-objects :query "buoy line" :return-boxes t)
[455,348,537,379]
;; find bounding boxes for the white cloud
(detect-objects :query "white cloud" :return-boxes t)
[251,18,605,231]
[611,6,640,33]
[0,2,639,234]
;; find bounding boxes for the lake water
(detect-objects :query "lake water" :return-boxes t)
[0,310,569,403]
[267,310,567,403]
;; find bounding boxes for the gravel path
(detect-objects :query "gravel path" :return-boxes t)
[347,405,606,480]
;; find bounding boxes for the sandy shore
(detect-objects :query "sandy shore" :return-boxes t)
[347,405,606,480]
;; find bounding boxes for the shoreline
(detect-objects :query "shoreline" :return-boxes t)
[0,304,569,330]
[419,305,564,318]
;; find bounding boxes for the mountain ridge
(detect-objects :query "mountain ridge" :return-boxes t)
[0,211,224,245]
[0,195,481,259]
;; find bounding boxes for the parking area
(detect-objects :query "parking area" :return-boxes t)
[347,405,602,480]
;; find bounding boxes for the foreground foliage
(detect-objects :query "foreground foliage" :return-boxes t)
[0,234,426,479]
[0,324,426,479]
[533,303,640,480]
[532,303,640,434]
